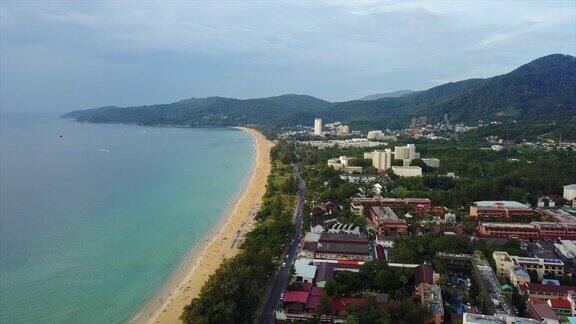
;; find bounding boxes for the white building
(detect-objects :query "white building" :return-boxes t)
[294,259,317,283]
[371,149,392,171]
[394,143,419,161]
[462,313,541,324]
[314,118,323,136]
[493,251,564,282]
[564,184,576,201]
[327,156,363,174]
[367,130,383,140]
[391,166,422,177]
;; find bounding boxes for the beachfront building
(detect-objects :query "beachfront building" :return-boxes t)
[469,201,532,220]
[391,166,422,177]
[368,206,408,235]
[301,233,372,261]
[314,118,323,136]
[326,156,363,174]
[493,251,564,281]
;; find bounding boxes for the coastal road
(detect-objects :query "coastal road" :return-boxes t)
[257,164,306,324]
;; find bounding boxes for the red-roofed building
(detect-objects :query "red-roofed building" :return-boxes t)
[519,283,576,300]
[282,291,310,313]
[547,298,572,316]
[330,297,365,314]
[527,301,559,321]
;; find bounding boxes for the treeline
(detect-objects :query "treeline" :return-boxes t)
[181,148,296,324]
[317,260,431,323]
[391,146,576,207]
[390,234,522,265]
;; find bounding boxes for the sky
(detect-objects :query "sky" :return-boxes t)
[1,1,575,113]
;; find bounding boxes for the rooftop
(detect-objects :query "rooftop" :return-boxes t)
[283,291,309,304]
[462,313,541,324]
[313,242,371,255]
[294,259,317,280]
[527,301,559,320]
[474,201,530,209]
[319,232,369,243]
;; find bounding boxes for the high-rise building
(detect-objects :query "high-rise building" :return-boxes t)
[372,149,392,171]
[394,144,418,160]
[314,118,323,135]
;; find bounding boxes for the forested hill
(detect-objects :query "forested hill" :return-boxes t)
[62,94,333,127]
[64,54,576,131]
[326,54,576,129]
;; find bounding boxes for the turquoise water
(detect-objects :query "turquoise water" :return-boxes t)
[0,114,254,323]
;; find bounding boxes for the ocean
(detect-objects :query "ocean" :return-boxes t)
[0,113,254,323]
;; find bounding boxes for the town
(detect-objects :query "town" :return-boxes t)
[272,118,576,323]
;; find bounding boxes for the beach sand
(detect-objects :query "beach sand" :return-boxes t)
[131,127,272,324]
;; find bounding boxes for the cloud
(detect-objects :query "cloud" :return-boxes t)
[1,0,575,111]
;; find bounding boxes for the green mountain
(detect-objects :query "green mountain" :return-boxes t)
[64,54,576,133]
[63,94,333,127]
[361,89,414,100]
[327,54,576,129]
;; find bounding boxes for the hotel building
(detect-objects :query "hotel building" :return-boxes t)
[371,149,392,171]
[314,118,323,136]
[477,222,576,240]
[493,251,564,281]
[469,201,532,220]
[368,206,408,235]
[351,196,432,216]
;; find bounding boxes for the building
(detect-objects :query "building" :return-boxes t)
[469,201,532,220]
[394,144,418,160]
[366,130,397,141]
[391,166,422,177]
[415,264,439,288]
[547,298,572,317]
[294,259,317,283]
[421,158,440,168]
[419,284,444,324]
[301,233,372,261]
[369,206,408,235]
[327,156,363,174]
[527,301,560,322]
[351,196,432,216]
[565,184,576,202]
[520,282,576,300]
[314,118,323,136]
[477,222,576,240]
[555,240,576,259]
[462,313,542,324]
[371,149,392,171]
[335,124,349,135]
[493,251,564,281]
[540,208,576,223]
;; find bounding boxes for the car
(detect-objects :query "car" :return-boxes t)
[281,262,286,268]
[284,254,289,260]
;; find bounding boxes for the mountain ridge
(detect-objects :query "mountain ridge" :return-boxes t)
[63,54,576,132]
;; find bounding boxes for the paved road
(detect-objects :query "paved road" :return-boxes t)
[257,164,306,324]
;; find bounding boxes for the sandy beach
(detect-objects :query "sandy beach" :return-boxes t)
[131,127,272,324]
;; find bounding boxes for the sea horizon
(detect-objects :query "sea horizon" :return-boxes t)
[0,113,255,323]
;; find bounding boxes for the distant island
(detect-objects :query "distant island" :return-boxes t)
[63,54,576,140]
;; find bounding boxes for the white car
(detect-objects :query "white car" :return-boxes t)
[281,262,286,268]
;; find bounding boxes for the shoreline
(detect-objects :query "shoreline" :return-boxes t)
[131,127,273,324]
